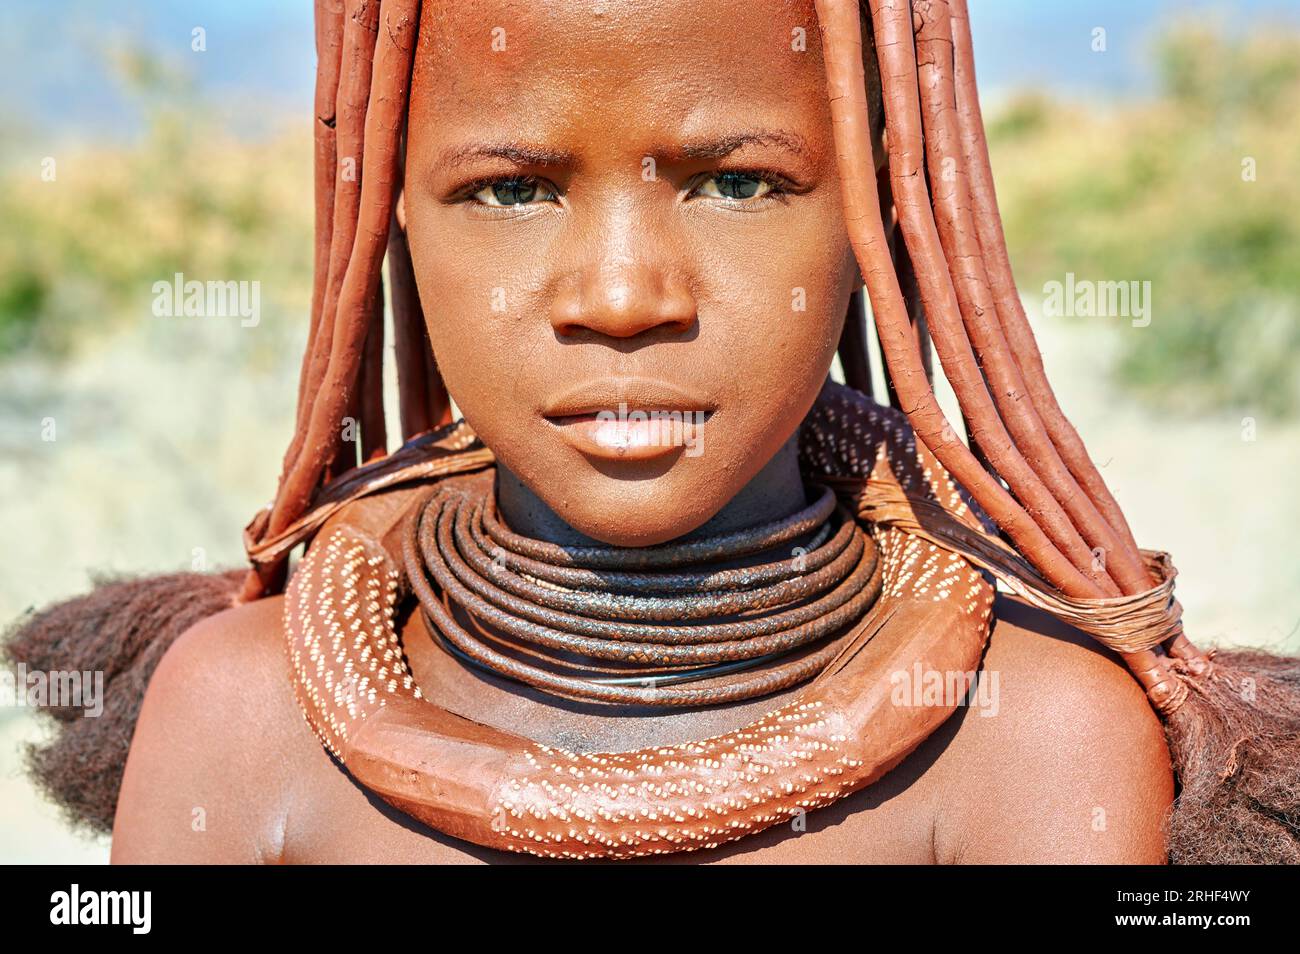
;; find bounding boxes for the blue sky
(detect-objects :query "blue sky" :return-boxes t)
[2,0,1297,142]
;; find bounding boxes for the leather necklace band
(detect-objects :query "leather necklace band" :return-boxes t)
[284,382,998,858]
[404,472,882,706]
[479,479,839,569]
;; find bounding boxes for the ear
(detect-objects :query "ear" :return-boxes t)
[396,188,407,232]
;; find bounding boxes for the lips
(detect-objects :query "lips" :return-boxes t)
[541,377,715,461]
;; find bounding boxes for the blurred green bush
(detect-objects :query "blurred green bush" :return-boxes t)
[0,45,312,360]
[989,18,1300,417]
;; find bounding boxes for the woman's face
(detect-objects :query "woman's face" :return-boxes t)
[405,0,860,546]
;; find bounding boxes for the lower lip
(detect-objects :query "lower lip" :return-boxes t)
[545,410,711,461]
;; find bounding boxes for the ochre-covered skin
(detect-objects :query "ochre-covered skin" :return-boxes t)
[284,384,994,858]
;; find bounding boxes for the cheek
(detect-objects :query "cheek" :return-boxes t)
[405,208,538,416]
[694,202,852,407]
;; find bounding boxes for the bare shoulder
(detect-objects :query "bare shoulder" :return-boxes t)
[925,594,1174,864]
[109,580,1176,864]
[111,593,313,863]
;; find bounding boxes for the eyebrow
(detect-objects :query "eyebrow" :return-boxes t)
[677,130,809,160]
[438,130,809,171]
[439,142,576,170]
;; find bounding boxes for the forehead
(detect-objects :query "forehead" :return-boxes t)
[411,0,830,151]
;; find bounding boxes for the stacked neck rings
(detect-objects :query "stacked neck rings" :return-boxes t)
[403,471,882,707]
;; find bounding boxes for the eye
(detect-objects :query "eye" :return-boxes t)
[690,171,777,202]
[469,176,559,207]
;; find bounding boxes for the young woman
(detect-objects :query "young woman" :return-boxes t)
[10,0,1297,864]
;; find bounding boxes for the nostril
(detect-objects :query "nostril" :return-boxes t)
[551,271,697,339]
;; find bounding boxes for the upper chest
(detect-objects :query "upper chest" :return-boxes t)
[279,610,949,863]
[284,746,942,864]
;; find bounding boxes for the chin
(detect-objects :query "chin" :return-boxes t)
[544,460,737,548]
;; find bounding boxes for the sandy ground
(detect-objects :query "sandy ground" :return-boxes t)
[2,305,1297,864]
[1,321,300,865]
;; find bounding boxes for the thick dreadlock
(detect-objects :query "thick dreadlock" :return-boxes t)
[243,0,439,601]
[6,0,1298,862]
[818,0,1299,863]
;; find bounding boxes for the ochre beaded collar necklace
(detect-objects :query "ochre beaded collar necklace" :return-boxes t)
[283,386,996,858]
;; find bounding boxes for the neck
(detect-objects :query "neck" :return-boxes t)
[494,433,809,548]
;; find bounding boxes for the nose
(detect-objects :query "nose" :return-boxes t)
[550,254,697,340]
